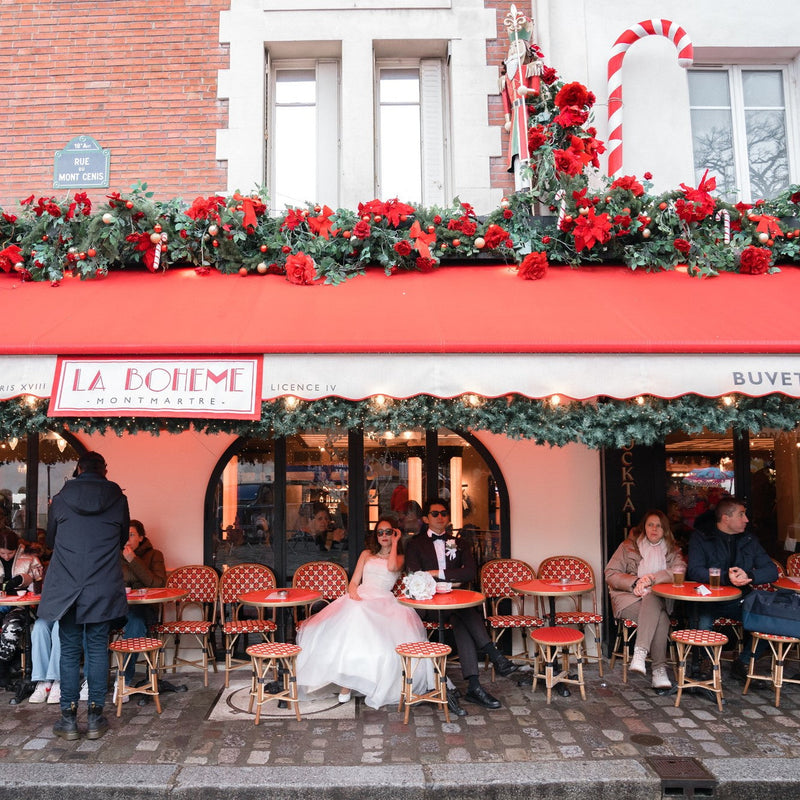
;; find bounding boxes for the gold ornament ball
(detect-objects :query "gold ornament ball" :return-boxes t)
[642,228,651,238]
[758,232,769,244]
[256,262,268,274]
[208,224,219,236]
[150,232,162,244]
[102,213,114,224]
[474,237,486,249]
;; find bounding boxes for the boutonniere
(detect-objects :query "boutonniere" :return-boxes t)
[445,538,458,561]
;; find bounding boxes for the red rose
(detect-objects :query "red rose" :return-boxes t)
[433,215,442,225]
[739,246,771,275]
[353,220,371,239]
[673,238,691,255]
[461,220,477,237]
[527,126,548,151]
[644,172,653,180]
[554,81,590,109]
[415,257,437,273]
[393,240,412,256]
[553,106,589,128]
[518,251,548,280]
[0,244,22,273]
[553,149,583,176]
[503,208,513,219]
[285,252,317,285]
[541,66,558,85]
[790,192,800,204]
[483,224,509,250]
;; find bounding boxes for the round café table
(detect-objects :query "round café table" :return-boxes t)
[238,588,323,642]
[509,578,595,627]
[125,586,188,694]
[0,593,41,704]
[397,588,485,643]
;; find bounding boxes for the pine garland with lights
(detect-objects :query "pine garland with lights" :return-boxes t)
[3,394,800,449]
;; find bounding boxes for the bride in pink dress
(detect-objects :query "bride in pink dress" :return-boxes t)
[296,517,430,709]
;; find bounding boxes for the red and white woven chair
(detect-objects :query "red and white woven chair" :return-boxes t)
[218,563,278,687]
[787,553,800,578]
[671,629,728,711]
[743,631,800,708]
[291,561,348,629]
[154,565,219,686]
[480,558,545,677]
[537,556,604,676]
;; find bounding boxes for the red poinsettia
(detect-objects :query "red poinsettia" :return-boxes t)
[739,246,771,275]
[518,251,548,280]
[541,65,558,85]
[285,252,317,285]
[676,171,716,223]
[0,244,22,273]
[382,199,416,227]
[610,176,644,197]
[280,208,306,232]
[573,208,612,252]
[554,81,592,109]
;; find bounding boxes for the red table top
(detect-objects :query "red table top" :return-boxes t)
[0,592,41,606]
[239,588,323,607]
[651,581,741,602]
[397,588,485,610]
[774,576,800,592]
[510,578,594,597]
[126,587,187,604]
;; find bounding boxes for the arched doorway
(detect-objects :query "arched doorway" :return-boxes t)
[204,427,509,584]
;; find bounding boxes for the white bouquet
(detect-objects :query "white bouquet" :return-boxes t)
[402,570,437,601]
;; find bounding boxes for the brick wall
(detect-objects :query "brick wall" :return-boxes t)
[1,1,229,209]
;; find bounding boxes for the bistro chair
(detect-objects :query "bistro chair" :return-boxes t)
[246,641,303,723]
[291,561,349,628]
[671,629,728,712]
[218,563,278,687]
[479,558,545,677]
[154,565,219,687]
[713,557,785,658]
[743,631,800,708]
[536,556,604,676]
[787,553,800,578]
[395,640,451,724]
[109,637,165,717]
[529,627,586,704]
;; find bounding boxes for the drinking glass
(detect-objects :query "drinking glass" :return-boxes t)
[672,568,686,587]
[708,567,721,589]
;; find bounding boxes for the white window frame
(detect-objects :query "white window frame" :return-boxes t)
[266,57,340,211]
[374,57,449,206]
[689,65,796,202]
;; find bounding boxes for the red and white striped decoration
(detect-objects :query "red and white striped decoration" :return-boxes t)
[715,209,731,244]
[607,19,693,177]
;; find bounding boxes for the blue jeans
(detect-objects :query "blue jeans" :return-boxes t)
[122,606,149,682]
[59,604,110,709]
[31,619,61,682]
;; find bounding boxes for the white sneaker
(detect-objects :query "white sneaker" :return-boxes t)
[337,690,351,703]
[629,647,647,676]
[652,666,671,689]
[112,681,129,705]
[79,680,88,701]
[46,681,61,704]
[29,681,51,704]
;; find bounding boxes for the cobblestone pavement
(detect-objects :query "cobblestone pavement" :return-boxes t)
[1,659,799,768]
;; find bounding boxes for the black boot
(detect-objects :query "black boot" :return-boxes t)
[87,702,109,740]
[53,702,80,741]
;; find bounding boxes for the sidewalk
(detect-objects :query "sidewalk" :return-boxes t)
[1,660,799,800]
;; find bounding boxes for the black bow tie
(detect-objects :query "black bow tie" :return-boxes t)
[430,533,448,541]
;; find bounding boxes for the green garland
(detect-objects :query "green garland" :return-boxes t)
[3,394,799,449]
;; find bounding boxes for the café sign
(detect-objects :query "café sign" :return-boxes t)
[48,357,263,420]
[53,135,110,189]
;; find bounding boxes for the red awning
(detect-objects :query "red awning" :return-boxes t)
[1,263,799,356]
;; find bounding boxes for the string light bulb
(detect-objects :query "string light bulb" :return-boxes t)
[284,396,299,410]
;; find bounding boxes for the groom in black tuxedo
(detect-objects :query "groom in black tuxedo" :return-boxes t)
[404,498,518,713]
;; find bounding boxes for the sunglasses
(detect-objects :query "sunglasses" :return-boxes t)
[427,510,449,518]
[376,528,394,535]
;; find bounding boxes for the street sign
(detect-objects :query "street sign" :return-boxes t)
[53,135,110,189]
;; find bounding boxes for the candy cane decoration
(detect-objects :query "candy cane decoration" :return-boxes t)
[607,20,693,177]
[715,209,731,244]
[555,189,567,229]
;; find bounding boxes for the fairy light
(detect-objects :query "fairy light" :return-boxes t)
[635,396,646,405]
[549,394,561,407]
[284,396,299,410]
[373,394,387,408]
[721,395,735,407]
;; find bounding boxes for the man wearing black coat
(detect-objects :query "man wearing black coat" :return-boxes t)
[404,498,518,714]
[38,452,130,740]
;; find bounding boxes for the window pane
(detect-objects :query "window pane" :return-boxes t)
[742,70,784,108]
[274,106,317,208]
[275,70,316,104]
[690,108,736,199]
[285,430,350,576]
[380,69,420,104]
[380,105,421,202]
[688,71,730,107]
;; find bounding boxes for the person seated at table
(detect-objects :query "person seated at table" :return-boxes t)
[404,498,518,714]
[687,496,778,683]
[605,509,685,689]
[295,517,429,709]
[118,520,166,692]
[0,528,43,689]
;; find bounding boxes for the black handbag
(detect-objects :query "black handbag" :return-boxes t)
[741,588,800,638]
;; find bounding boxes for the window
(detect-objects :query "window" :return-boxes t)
[268,61,339,210]
[689,68,791,201]
[376,60,447,205]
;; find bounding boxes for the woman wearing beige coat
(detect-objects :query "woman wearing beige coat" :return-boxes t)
[605,510,685,689]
